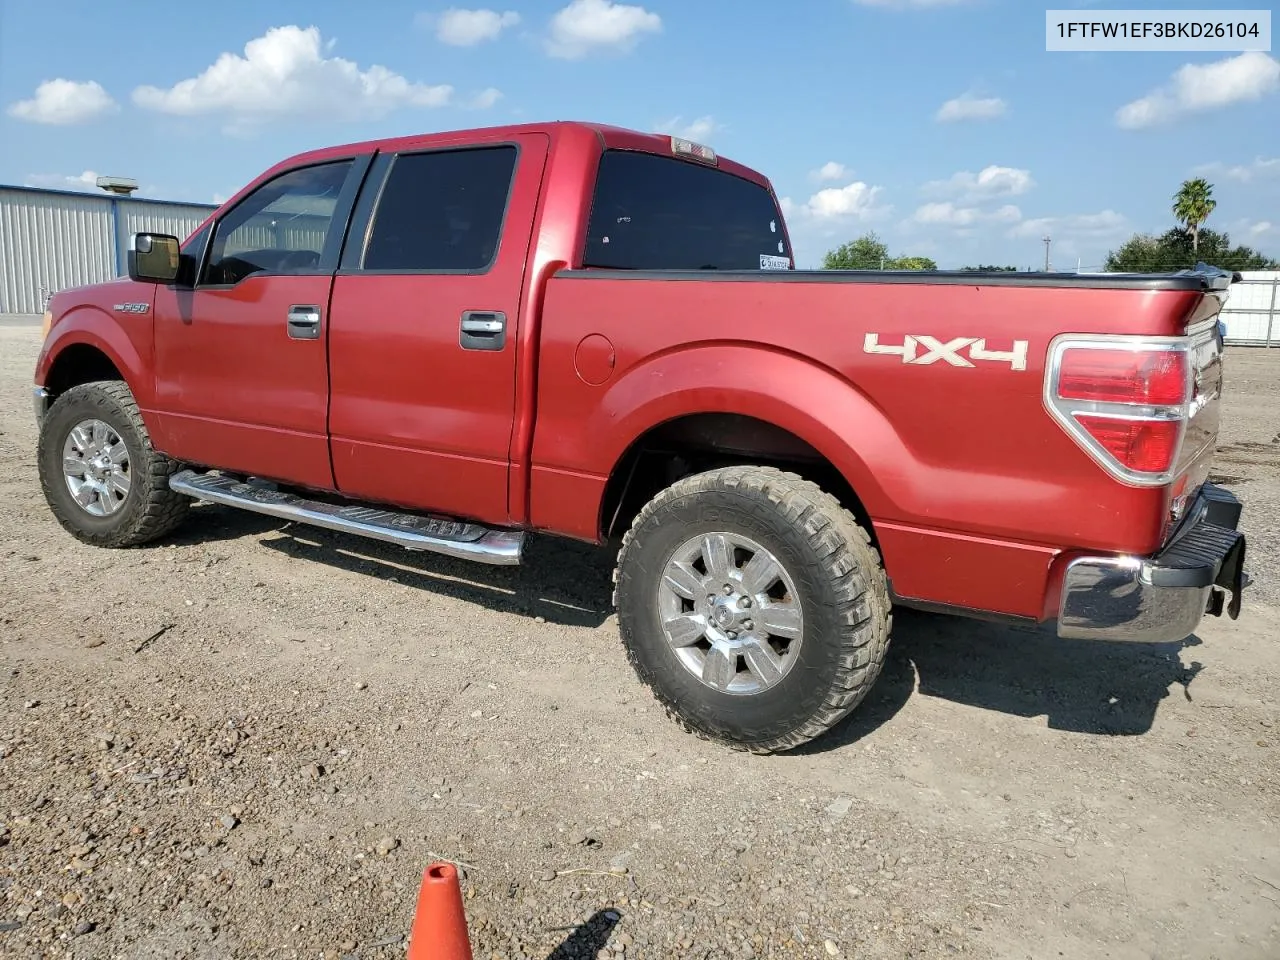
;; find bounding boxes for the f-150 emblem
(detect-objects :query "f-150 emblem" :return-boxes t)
[113,302,150,314]
[863,334,1029,371]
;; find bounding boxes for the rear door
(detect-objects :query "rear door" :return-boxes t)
[326,133,549,524]
[152,157,369,489]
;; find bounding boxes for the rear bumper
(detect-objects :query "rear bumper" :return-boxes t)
[1057,484,1246,643]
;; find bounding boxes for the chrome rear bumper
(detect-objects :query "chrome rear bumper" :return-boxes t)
[1057,484,1246,643]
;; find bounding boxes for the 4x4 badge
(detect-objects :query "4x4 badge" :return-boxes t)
[863,333,1029,371]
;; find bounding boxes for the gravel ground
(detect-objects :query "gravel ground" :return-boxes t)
[2,320,1279,960]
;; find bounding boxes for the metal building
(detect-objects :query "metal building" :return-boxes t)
[0,184,216,315]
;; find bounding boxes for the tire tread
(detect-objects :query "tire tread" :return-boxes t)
[612,465,892,754]
[38,380,189,548]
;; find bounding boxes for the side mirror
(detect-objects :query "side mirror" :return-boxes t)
[127,232,181,284]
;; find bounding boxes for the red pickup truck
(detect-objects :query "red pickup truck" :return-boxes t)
[32,121,1247,752]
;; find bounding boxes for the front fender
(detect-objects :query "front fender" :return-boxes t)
[36,304,152,407]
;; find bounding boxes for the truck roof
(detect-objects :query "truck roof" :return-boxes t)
[266,120,773,192]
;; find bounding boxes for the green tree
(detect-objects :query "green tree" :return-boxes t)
[1104,227,1277,273]
[822,232,890,269]
[822,232,935,270]
[886,255,938,270]
[1172,178,1217,255]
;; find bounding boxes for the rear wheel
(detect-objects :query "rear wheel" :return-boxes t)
[612,465,892,753]
[37,381,190,548]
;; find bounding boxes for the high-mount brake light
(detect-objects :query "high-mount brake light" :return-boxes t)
[671,136,718,166]
[1044,336,1194,486]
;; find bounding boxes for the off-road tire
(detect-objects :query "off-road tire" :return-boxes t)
[612,465,892,753]
[38,380,190,548]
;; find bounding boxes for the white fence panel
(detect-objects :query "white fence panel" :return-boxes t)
[1221,271,1280,346]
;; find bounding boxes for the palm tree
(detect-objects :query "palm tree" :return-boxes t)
[1172,178,1217,256]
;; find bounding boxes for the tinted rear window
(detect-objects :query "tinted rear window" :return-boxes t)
[363,145,517,272]
[584,150,789,271]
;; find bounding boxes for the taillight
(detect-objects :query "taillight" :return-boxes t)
[1045,336,1193,486]
[1057,348,1188,406]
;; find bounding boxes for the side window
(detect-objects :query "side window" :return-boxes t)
[202,161,353,286]
[362,146,517,272]
[584,150,790,271]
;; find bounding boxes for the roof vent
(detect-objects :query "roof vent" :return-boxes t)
[96,175,139,196]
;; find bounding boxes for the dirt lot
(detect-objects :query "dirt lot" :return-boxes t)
[2,318,1279,960]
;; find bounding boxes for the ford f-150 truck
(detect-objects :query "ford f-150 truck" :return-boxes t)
[32,121,1247,753]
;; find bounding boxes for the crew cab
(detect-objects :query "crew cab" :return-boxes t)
[32,121,1247,753]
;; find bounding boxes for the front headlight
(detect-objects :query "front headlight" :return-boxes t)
[41,310,52,339]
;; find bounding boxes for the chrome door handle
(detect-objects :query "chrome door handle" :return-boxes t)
[287,305,321,340]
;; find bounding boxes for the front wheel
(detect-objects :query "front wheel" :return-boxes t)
[612,465,892,753]
[37,380,190,548]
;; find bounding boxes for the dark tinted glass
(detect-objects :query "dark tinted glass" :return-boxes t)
[584,150,789,271]
[363,146,517,272]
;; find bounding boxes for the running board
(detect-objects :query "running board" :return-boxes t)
[168,470,524,565]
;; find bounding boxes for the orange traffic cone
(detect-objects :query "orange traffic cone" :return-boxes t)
[407,862,473,960]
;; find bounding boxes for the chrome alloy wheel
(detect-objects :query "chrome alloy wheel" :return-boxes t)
[657,532,804,696]
[62,418,131,517]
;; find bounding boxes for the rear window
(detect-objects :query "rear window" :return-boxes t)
[584,150,790,271]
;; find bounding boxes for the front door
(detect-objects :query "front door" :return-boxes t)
[326,134,550,524]
[151,157,367,490]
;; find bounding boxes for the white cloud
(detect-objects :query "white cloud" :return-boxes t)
[1117,52,1280,129]
[23,170,101,192]
[935,93,1006,123]
[657,115,720,143]
[469,87,504,109]
[1010,210,1128,240]
[430,9,520,46]
[924,165,1034,200]
[132,25,460,128]
[546,0,661,59]
[1249,221,1274,237]
[804,181,889,221]
[811,162,849,183]
[7,79,117,125]
[1193,157,1280,183]
[913,202,1021,226]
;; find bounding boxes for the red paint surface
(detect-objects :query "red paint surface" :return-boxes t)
[35,120,1225,624]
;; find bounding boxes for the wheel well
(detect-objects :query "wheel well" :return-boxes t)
[44,345,123,398]
[599,413,874,545]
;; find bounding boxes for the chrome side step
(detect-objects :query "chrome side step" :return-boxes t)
[168,470,524,565]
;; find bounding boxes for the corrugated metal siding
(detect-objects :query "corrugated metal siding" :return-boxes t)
[0,187,216,315]
[0,189,115,314]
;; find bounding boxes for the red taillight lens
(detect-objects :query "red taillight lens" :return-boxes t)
[1058,348,1188,406]
[1046,336,1194,484]
[1072,415,1181,473]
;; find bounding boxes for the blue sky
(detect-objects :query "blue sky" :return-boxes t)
[1,0,1277,269]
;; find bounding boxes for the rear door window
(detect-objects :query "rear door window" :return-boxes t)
[584,150,789,271]
[361,145,518,273]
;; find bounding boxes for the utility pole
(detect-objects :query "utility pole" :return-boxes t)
[1042,235,1052,272]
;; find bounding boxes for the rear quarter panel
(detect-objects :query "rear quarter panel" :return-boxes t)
[530,274,1203,615]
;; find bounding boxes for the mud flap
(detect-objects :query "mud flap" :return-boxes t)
[1212,533,1246,620]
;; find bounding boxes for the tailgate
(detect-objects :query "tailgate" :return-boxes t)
[1171,292,1229,515]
